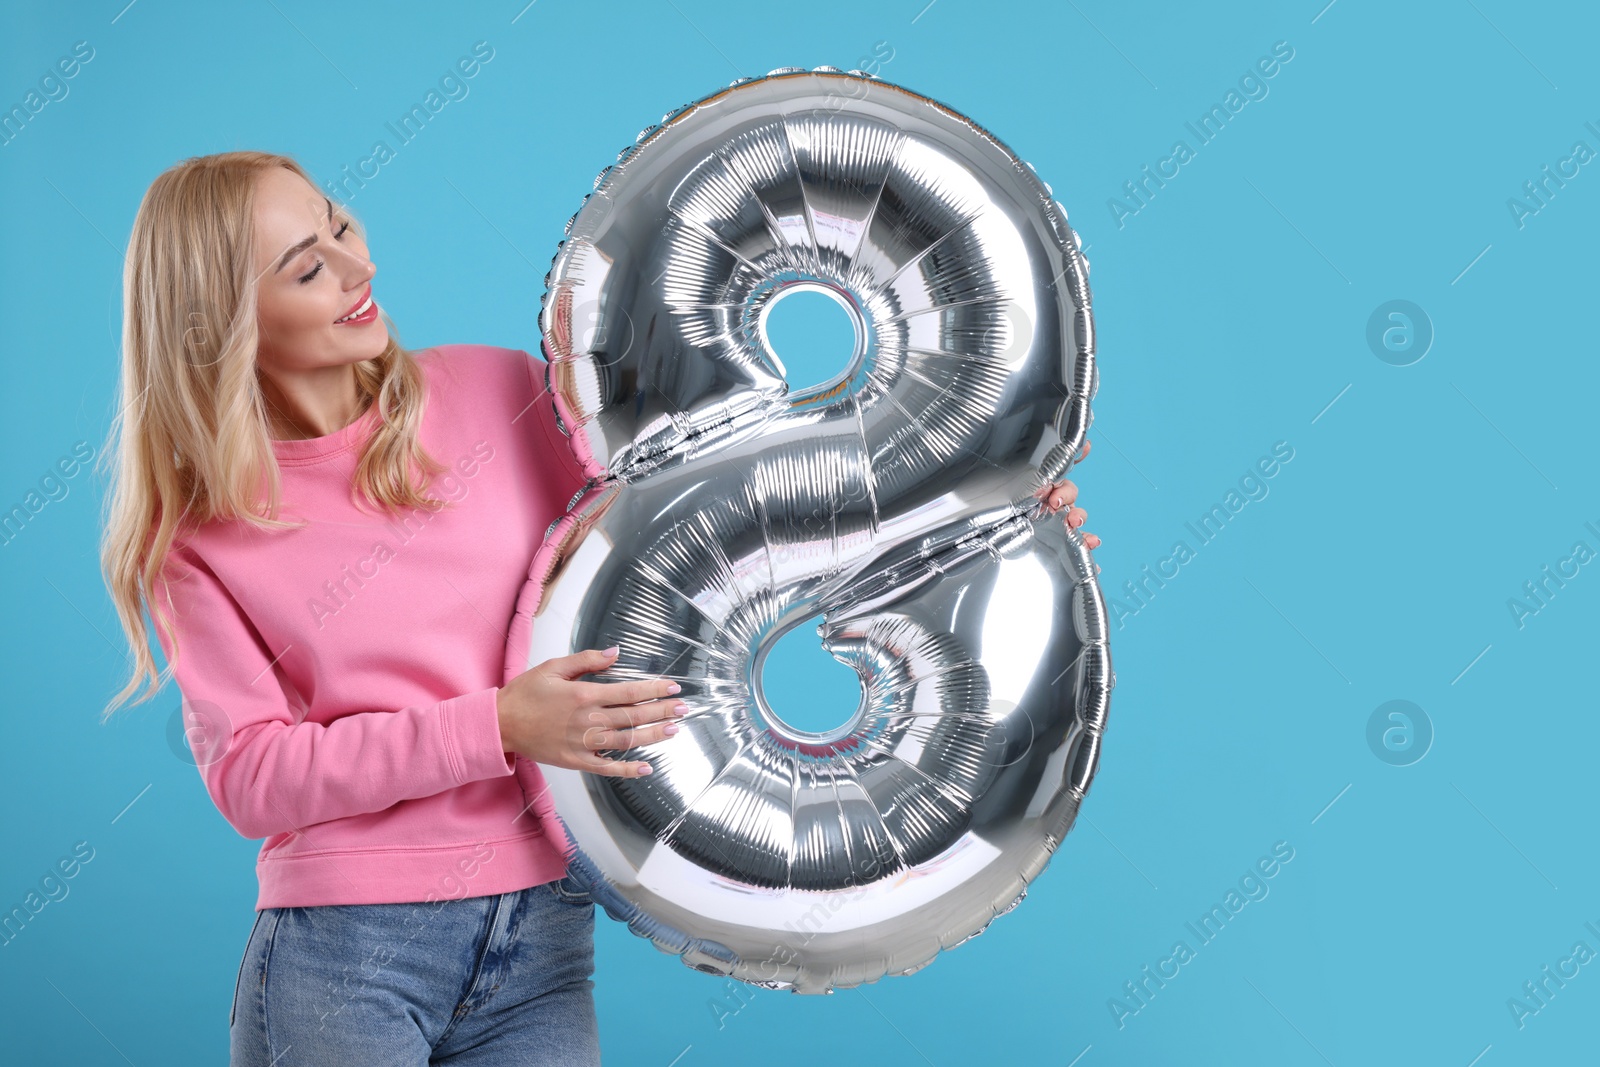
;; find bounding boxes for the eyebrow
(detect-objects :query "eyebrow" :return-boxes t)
[273,197,335,275]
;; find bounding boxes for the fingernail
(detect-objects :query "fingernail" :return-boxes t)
[637,763,653,775]
[602,645,619,656]
[673,701,688,713]
[664,722,680,736]
[666,682,681,694]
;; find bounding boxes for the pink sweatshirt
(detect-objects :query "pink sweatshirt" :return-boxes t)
[155,344,589,909]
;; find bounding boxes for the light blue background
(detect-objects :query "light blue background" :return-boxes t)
[3,1,1596,1063]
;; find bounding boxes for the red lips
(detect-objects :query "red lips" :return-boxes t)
[336,285,373,322]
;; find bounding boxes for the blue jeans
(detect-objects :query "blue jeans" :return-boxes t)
[229,876,599,1065]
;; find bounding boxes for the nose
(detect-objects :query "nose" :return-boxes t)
[342,254,376,287]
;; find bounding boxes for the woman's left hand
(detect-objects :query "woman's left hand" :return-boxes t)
[1034,439,1101,550]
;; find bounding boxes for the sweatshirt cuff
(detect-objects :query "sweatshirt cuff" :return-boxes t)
[442,686,516,783]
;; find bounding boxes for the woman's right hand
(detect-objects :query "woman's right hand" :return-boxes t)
[496,646,685,778]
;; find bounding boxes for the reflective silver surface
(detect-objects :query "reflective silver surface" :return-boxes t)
[518,66,1111,993]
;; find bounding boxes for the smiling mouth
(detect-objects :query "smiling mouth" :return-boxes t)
[335,290,376,324]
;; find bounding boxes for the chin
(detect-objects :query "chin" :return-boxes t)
[340,329,389,362]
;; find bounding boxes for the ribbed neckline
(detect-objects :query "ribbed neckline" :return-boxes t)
[271,398,381,465]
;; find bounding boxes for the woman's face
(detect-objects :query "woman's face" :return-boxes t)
[251,167,385,375]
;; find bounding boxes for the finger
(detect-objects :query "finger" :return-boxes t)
[548,646,621,680]
[1036,479,1076,511]
[1077,438,1093,461]
[581,722,658,753]
[609,717,682,749]
[592,698,687,733]
[1084,532,1101,549]
[583,752,655,779]
[1065,506,1087,529]
[584,676,681,708]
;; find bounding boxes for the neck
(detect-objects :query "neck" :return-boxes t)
[260,366,369,441]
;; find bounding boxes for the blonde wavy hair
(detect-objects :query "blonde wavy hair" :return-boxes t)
[98,151,451,721]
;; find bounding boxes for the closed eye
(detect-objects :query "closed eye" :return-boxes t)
[297,220,353,284]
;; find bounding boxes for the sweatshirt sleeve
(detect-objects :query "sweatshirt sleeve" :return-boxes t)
[155,543,516,841]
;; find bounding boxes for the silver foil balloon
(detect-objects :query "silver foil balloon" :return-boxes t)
[515,66,1112,994]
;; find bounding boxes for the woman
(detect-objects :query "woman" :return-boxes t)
[98,151,1098,1065]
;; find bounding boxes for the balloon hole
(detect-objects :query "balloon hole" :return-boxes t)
[755,615,864,741]
[759,284,862,394]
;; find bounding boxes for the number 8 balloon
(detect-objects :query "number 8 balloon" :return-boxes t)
[505,66,1112,994]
